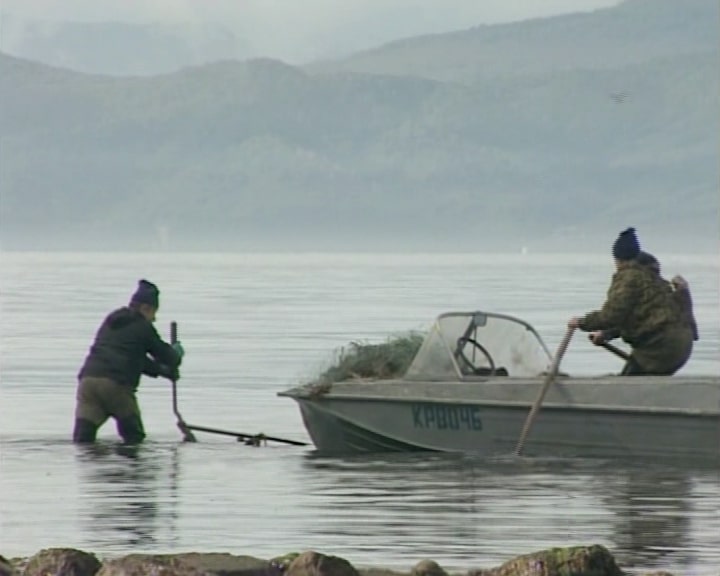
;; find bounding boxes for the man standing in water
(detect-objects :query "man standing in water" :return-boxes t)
[568,228,693,375]
[73,279,185,444]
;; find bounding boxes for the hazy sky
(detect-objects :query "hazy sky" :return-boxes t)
[1,0,621,23]
[1,0,622,62]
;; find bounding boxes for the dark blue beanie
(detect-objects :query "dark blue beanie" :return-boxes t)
[612,227,640,261]
[131,279,160,308]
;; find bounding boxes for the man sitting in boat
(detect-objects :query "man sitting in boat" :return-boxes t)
[568,227,694,376]
[589,250,699,347]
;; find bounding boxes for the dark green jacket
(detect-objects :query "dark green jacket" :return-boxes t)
[579,261,683,346]
[78,307,180,389]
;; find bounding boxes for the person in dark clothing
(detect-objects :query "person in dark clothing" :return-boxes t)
[73,279,185,444]
[589,250,699,347]
[568,228,693,376]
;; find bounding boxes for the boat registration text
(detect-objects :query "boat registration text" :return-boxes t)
[411,404,482,430]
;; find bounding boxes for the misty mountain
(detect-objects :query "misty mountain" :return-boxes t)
[0,0,717,252]
[0,2,620,74]
[308,0,718,84]
[0,15,253,76]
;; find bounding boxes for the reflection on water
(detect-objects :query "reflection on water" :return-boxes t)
[295,452,719,573]
[1,438,719,574]
[602,471,692,571]
[1,252,719,574]
[74,443,181,549]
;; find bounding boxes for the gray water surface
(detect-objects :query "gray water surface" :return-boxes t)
[1,252,719,574]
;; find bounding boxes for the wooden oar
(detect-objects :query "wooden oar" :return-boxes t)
[514,326,576,456]
[170,321,197,442]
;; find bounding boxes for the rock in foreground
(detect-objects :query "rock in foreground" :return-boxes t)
[3,545,679,576]
[469,545,623,576]
[23,548,101,576]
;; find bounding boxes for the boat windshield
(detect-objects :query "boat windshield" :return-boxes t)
[404,311,553,380]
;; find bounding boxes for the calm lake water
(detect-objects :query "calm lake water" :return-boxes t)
[1,252,718,574]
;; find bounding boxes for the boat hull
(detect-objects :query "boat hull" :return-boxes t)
[281,376,720,461]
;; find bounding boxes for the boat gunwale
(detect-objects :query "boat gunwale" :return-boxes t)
[287,392,720,417]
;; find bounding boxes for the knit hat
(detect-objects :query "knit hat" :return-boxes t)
[636,250,660,274]
[130,279,160,308]
[612,227,640,261]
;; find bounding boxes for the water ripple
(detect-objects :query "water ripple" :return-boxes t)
[1,252,718,574]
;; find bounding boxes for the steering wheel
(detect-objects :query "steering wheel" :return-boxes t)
[455,337,496,376]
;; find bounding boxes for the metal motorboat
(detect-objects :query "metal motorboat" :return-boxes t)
[278,311,720,460]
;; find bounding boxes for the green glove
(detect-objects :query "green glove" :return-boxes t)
[172,341,185,360]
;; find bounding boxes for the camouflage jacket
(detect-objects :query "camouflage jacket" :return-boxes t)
[579,261,684,346]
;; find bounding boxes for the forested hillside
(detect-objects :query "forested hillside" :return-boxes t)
[1,0,717,251]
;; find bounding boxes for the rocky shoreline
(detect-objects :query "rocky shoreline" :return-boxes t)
[0,545,680,576]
